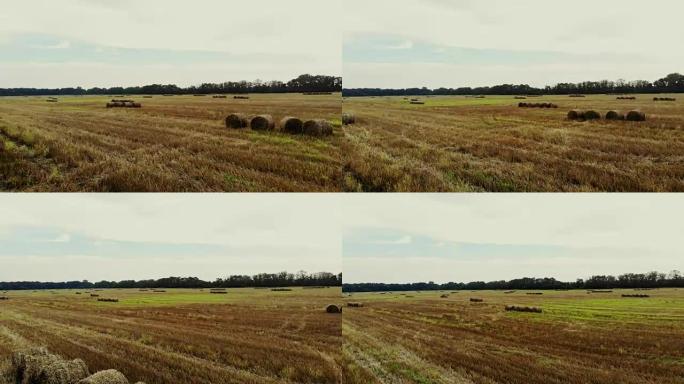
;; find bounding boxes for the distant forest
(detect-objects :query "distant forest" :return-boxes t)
[343,270,684,292]
[0,74,342,97]
[0,271,342,291]
[343,73,684,97]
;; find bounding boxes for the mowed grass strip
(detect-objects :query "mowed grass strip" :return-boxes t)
[342,288,684,384]
[342,94,684,192]
[0,287,342,384]
[0,94,342,192]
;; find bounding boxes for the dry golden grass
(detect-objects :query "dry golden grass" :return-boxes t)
[0,287,342,384]
[342,288,684,384]
[0,94,341,191]
[341,94,684,191]
[4,93,682,191]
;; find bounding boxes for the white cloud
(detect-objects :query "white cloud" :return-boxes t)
[0,59,334,88]
[40,40,71,49]
[386,40,413,50]
[0,194,343,281]
[344,0,683,56]
[49,233,72,243]
[341,194,684,282]
[2,0,340,55]
[0,0,341,87]
[371,235,413,245]
[343,0,684,87]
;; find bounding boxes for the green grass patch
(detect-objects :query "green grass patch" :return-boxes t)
[386,363,435,384]
[224,174,257,189]
[247,131,301,146]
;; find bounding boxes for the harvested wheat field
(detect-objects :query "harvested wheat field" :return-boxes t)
[0,287,342,384]
[342,289,684,384]
[0,93,341,191]
[341,94,684,191]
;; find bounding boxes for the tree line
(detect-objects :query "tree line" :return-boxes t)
[0,74,342,97]
[0,271,342,291]
[342,270,684,292]
[342,73,684,97]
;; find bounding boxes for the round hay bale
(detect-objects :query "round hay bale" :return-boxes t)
[77,369,129,384]
[39,358,89,384]
[303,119,333,137]
[12,347,50,378]
[326,304,341,313]
[518,102,527,108]
[250,115,275,131]
[342,112,356,125]
[225,113,249,129]
[567,109,585,120]
[606,110,625,120]
[584,110,601,120]
[626,110,646,122]
[13,348,90,384]
[279,116,304,134]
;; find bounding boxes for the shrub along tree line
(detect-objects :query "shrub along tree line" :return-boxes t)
[0,74,342,97]
[0,271,342,291]
[343,73,684,97]
[343,270,684,292]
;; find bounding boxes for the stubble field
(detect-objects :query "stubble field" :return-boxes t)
[0,93,341,191]
[342,288,684,384]
[342,94,684,192]
[0,287,342,384]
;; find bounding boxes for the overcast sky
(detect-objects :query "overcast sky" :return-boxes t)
[342,195,683,284]
[0,0,341,88]
[343,0,684,88]
[0,195,341,282]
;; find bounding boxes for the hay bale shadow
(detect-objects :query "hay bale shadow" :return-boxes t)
[225,113,249,129]
[279,117,304,134]
[584,110,601,120]
[606,111,625,120]
[303,119,333,137]
[626,110,646,121]
[567,110,586,120]
[342,112,356,125]
[250,115,275,131]
[326,304,341,313]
